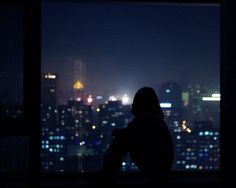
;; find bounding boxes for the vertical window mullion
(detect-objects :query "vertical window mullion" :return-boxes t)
[23,0,41,187]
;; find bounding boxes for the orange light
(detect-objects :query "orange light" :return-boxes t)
[73,81,84,90]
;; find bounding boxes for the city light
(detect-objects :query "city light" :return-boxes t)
[160,103,172,108]
[73,81,84,90]
[45,73,56,79]
[76,97,81,101]
[186,128,192,133]
[96,96,103,100]
[109,95,117,101]
[202,97,220,101]
[41,76,220,172]
[122,94,130,104]
[212,94,220,98]
[87,95,93,104]
[182,120,192,133]
[80,141,85,146]
[50,89,55,93]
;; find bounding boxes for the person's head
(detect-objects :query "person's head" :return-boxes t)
[132,87,164,118]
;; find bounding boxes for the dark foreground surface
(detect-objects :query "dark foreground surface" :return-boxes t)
[0,171,223,188]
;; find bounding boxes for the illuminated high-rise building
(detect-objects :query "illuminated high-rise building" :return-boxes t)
[189,91,220,128]
[158,82,182,111]
[158,82,183,136]
[59,100,101,172]
[193,121,220,170]
[74,59,86,85]
[58,99,99,172]
[97,100,134,171]
[176,121,220,171]
[98,100,132,151]
[41,73,58,108]
[73,59,86,101]
[73,80,84,101]
[41,73,66,172]
[158,83,220,170]
[158,82,185,170]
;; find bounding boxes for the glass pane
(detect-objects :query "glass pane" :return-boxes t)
[0,4,23,119]
[0,136,29,174]
[42,2,220,172]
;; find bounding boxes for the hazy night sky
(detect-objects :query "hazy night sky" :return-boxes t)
[41,3,220,104]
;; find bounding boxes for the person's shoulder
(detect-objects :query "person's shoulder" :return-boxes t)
[126,118,139,129]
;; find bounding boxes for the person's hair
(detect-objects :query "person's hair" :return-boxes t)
[131,87,164,118]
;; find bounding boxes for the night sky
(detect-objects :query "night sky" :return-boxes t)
[41,3,219,104]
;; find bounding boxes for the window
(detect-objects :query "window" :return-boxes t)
[0,2,29,175]
[0,3,23,119]
[41,2,220,173]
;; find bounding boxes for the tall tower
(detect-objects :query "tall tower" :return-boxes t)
[158,82,182,110]
[73,59,86,101]
[74,59,86,85]
[41,72,58,108]
[41,73,67,172]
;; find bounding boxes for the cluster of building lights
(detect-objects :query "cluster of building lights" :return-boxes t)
[49,136,65,140]
[182,120,192,133]
[108,94,130,105]
[185,164,198,169]
[109,95,118,101]
[160,103,172,108]
[87,95,93,104]
[202,93,220,101]
[199,131,219,136]
[45,73,56,79]
[79,141,86,146]
[41,73,220,172]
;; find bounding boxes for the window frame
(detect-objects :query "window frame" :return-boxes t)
[0,0,41,187]
[1,0,233,187]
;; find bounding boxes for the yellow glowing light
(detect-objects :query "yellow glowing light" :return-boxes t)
[92,125,96,129]
[182,120,186,124]
[182,125,187,129]
[96,108,100,112]
[186,128,192,133]
[73,81,84,90]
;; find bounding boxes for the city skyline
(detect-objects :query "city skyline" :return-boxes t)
[41,72,220,107]
[42,3,219,104]
[41,74,220,172]
[0,2,222,176]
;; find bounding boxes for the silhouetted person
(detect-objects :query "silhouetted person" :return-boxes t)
[101,87,174,186]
